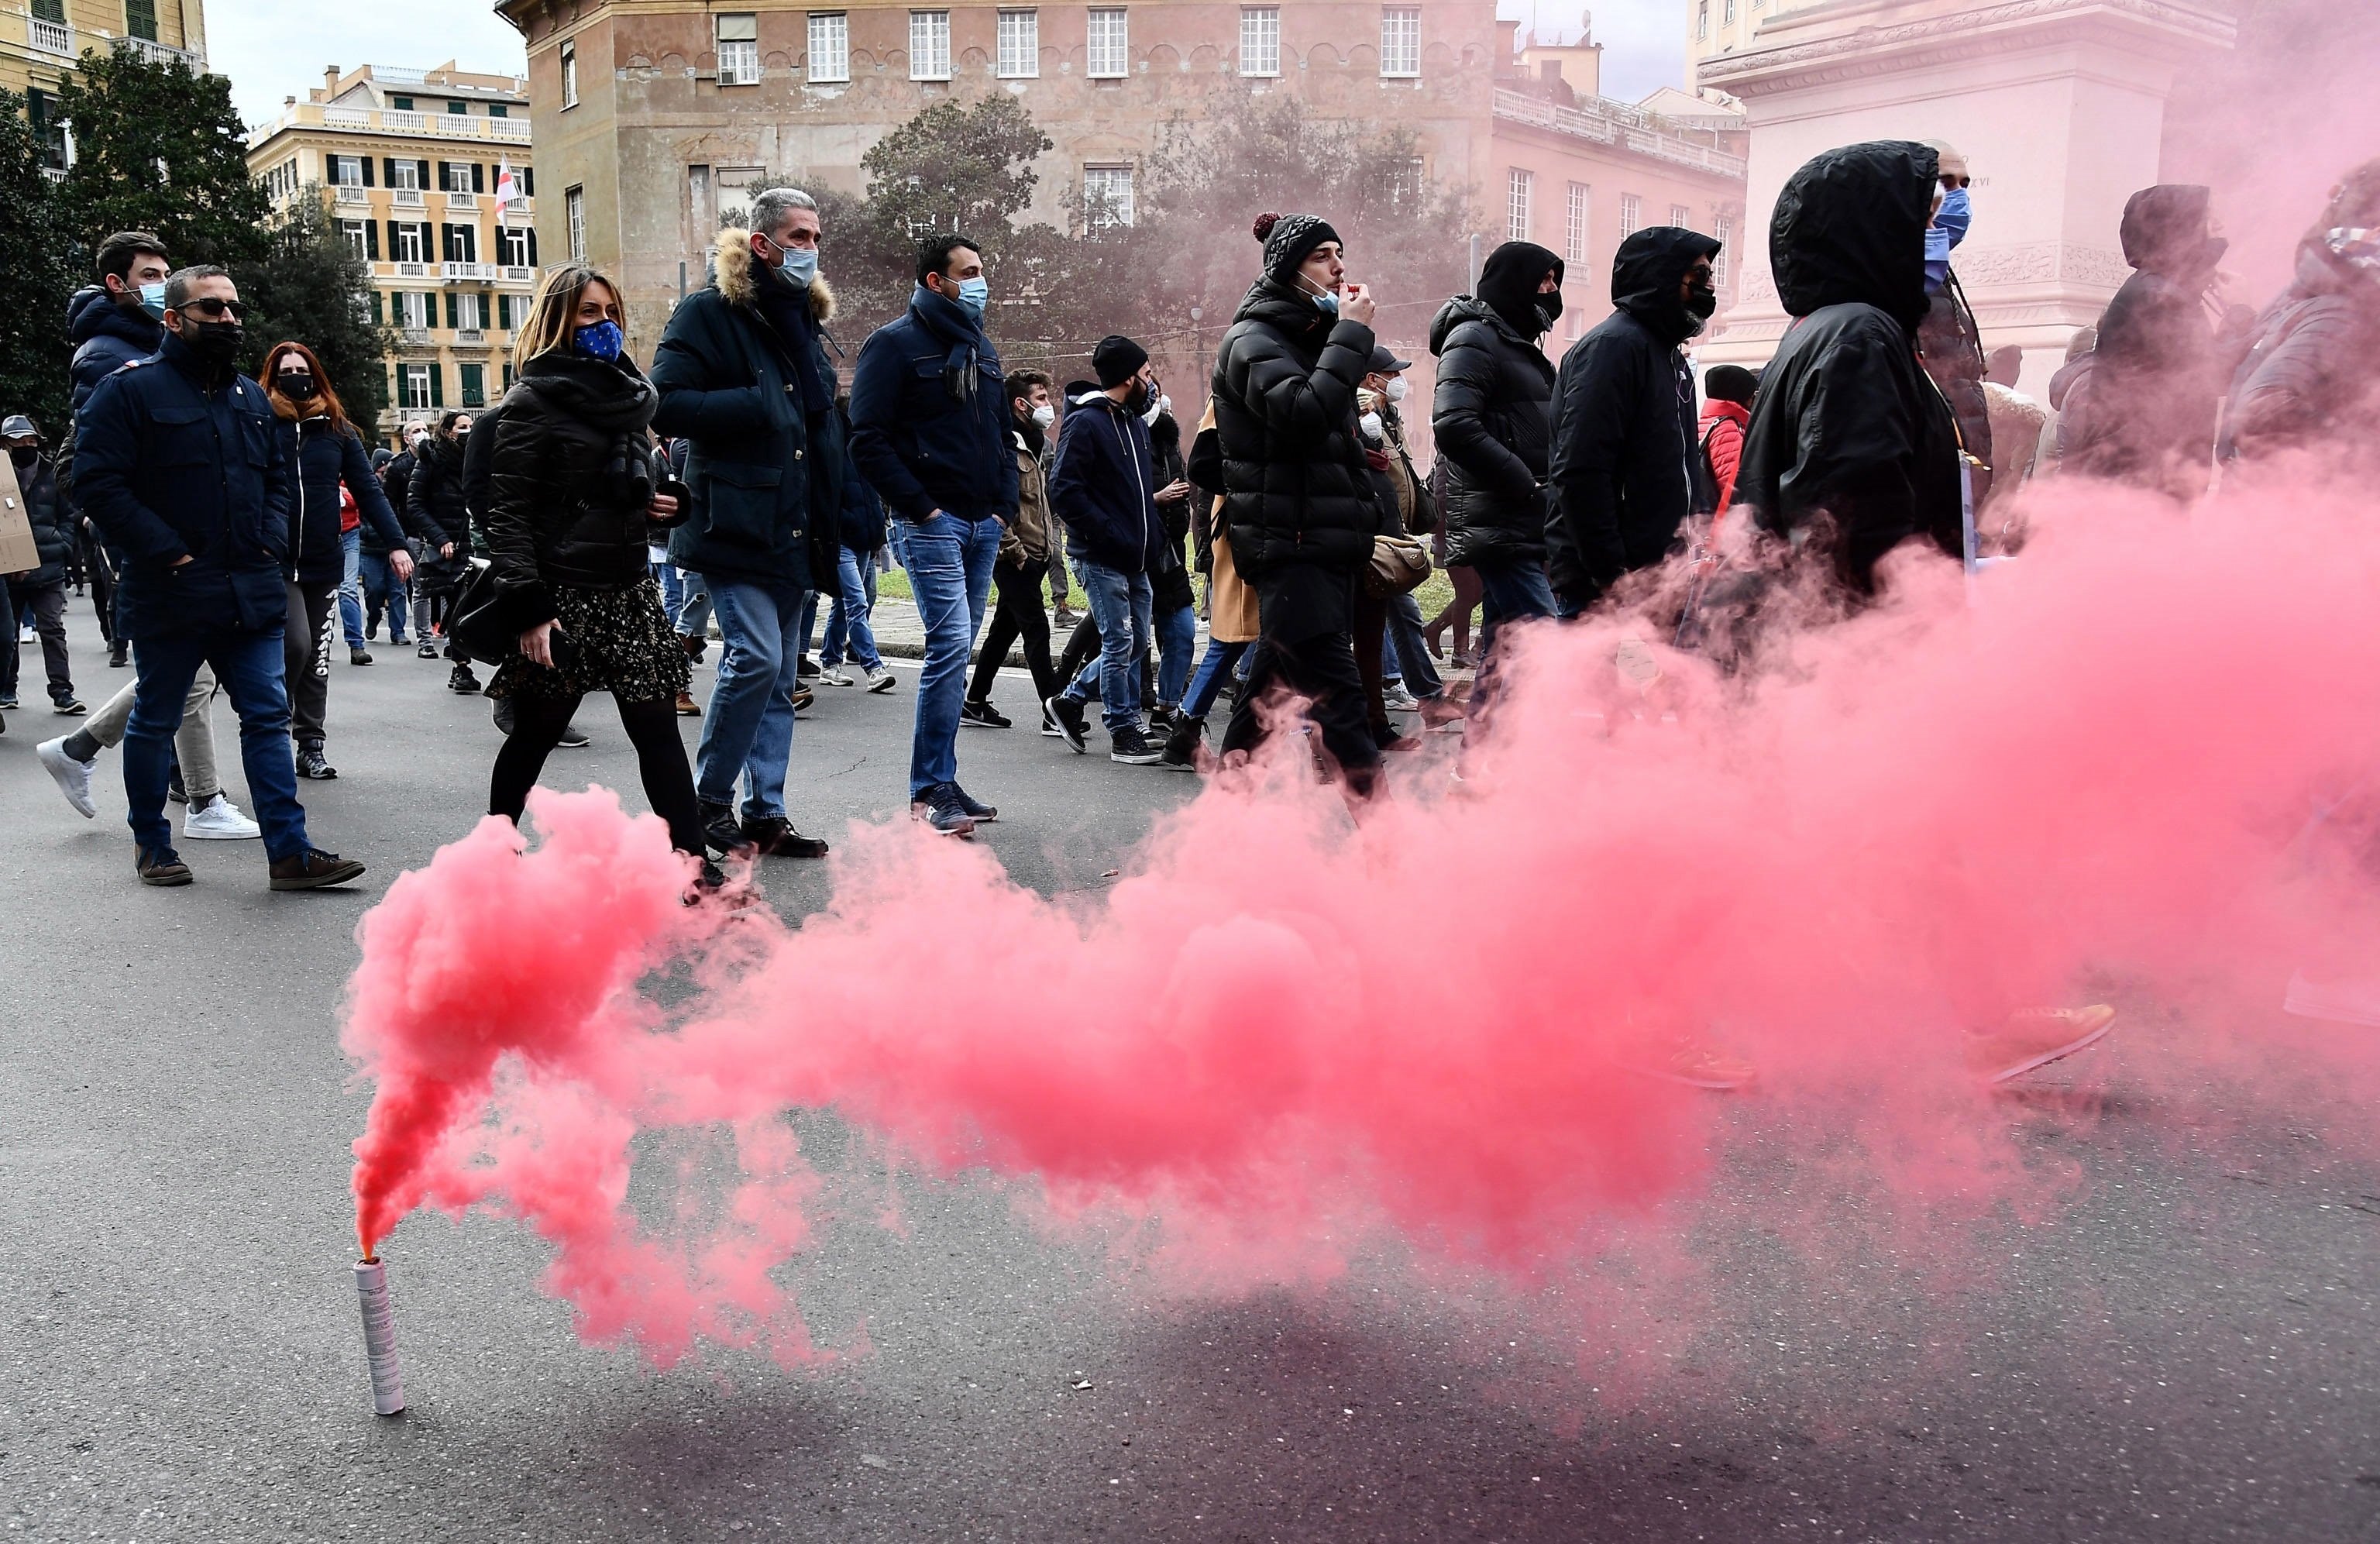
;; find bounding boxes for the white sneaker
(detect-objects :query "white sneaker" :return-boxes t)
[1382,683,1422,712]
[183,793,262,841]
[865,665,897,693]
[36,736,97,818]
[819,665,856,686]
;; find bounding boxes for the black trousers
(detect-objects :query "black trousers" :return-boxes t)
[1219,628,1381,792]
[970,555,1061,703]
[282,578,339,749]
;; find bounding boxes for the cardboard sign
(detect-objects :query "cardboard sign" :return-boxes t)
[0,453,39,576]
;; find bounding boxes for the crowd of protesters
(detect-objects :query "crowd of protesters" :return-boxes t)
[10,144,2376,923]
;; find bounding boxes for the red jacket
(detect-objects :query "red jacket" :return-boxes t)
[1698,398,1750,512]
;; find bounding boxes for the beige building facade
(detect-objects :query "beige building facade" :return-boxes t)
[492,0,1745,387]
[246,63,543,444]
[5,0,207,171]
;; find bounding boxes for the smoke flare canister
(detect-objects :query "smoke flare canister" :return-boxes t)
[353,1258,406,1415]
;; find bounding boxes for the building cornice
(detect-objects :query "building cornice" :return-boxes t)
[1701,0,2235,95]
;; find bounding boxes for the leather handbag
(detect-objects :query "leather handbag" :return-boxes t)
[1365,534,1432,598]
[444,557,516,663]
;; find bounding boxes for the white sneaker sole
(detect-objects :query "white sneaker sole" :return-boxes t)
[184,820,263,841]
[1982,1017,2117,1084]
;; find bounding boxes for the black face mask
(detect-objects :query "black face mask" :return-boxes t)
[278,371,317,400]
[8,445,36,468]
[1684,282,1719,322]
[181,319,246,370]
[1123,380,1153,417]
[1536,291,1564,329]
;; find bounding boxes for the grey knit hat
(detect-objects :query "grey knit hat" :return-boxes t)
[1253,211,1343,283]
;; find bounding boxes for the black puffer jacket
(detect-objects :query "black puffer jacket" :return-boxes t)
[9,452,71,586]
[1429,295,1556,566]
[1546,226,1721,605]
[1210,277,1379,579]
[2220,236,2380,459]
[1737,140,1963,592]
[408,435,469,552]
[483,351,663,632]
[2066,185,2235,488]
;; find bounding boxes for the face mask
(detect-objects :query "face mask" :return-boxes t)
[2325,227,2380,277]
[8,445,36,468]
[949,275,989,319]
[181,319,245,369]
[1684,283,1719,322]
[1384,377,1408,404]
[574,319,624,361]
[138,281,168,321]
[1358,411,1384,441]
[277,371,317,400]
[1124,380,1154,418]
[776,243,817,288]
[1536,291,1564,329]
[1030,403,1056,428]
[1314,288,1340,317]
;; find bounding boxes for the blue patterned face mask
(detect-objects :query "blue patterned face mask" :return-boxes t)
[2326,227,2380,278]
[574,319,624,360]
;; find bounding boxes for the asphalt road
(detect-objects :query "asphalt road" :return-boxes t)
[2,607,2375,1543]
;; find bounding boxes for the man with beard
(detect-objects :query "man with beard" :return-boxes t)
[1546,227,1724,615]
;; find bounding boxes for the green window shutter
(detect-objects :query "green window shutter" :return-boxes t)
[472,162,485,194]
[361,154,374,187]
[382,156,397,187]
[428,365,444,407]
[417,160,432,192]
[370,291,383,324]
[364,221,379,260]
[444,292,458,329]
[526,228,538,266]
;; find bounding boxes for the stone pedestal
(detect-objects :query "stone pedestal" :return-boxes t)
[1696,0,2234,397]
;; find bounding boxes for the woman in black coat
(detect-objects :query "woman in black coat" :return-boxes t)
[408,409,477,682]
[260,342,413,779]
[1208,211,1384,790]
[481,264,717,891]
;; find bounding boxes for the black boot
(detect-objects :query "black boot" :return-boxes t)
[701,800,755,858]
[1159,714,1205,771]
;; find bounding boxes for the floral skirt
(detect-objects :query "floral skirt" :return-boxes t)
[487,577,693,705]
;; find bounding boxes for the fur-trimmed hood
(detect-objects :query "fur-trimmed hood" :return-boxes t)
[713,225,836,319]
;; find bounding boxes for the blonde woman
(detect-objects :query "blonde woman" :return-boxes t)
[481,265,717,889]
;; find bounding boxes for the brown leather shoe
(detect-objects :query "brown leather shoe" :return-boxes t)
[675,689,701,717]
[137,846,192,886]
[268,848,367,891]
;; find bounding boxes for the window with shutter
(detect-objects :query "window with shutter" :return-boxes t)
[383,156,398,187]
[527,228,538,266]
[445,293,459,329]
[362,156,374,187]
[429,366,444,407]
[371,292,383,324]
[365,221,380,260]
[472,163,485,194]
[418,161,432,192]
[125,0,157,43]
[521,167,534,197]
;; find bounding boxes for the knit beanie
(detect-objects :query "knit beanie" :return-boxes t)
[1253,211,1343,284]
[1093,334,1150,389]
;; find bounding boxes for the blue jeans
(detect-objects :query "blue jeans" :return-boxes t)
[903,512,999,796]
[820,546,881,670]
[675,570,712,638]
[1385,590,1442,697]
[695,579,809,821]
[1061,559,1153,733]
[1181,637,1253,721]
[125,627,309,861]
[337,528,366,648]
[652,554,683,620]
[359,550,409,643]
[1471,555,1556,717]
[1154,600,1197,710]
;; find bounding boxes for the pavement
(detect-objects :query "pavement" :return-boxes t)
[2,604,2376,1543]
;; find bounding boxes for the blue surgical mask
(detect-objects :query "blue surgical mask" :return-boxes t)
[574,319,624,361]
[774,241,817,288]
[1315,290,1340,317]
[954,275,989,319]
[138,281,167,321]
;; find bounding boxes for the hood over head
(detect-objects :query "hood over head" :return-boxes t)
[1612,226,1725,345]
[1770,140,1938,332]
[1476,240,1565,337]
[2118,185,2219,275]
[712,225,836,319]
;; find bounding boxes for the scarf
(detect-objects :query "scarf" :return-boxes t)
[910,283,989,407]
[521,350,659,508]
[756,267,834,415]
[1014,411,1045,459]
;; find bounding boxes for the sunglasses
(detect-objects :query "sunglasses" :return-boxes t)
[174,297,247,321]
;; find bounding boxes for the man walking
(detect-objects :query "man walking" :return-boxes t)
[64,230,173,671]
[1546,225,1724,614]
[849,235,1018,837]
[74,265,364,889]
[1044,335,1169,765]
[961,370,1064,730]
[652,187,845,861]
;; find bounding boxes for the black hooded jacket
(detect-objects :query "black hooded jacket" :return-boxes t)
[2220,236,2380,459]
[1429,241,1565,569]
[483,350,665,632]
[2066,185,2231,487]
[1736,141,1964,591]
[1546,226,1721,605]
[1210,275,1380,586]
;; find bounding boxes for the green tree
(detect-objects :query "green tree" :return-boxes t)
[238,189,393,425]
[0,89,74,436]
[53,45,270,271]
